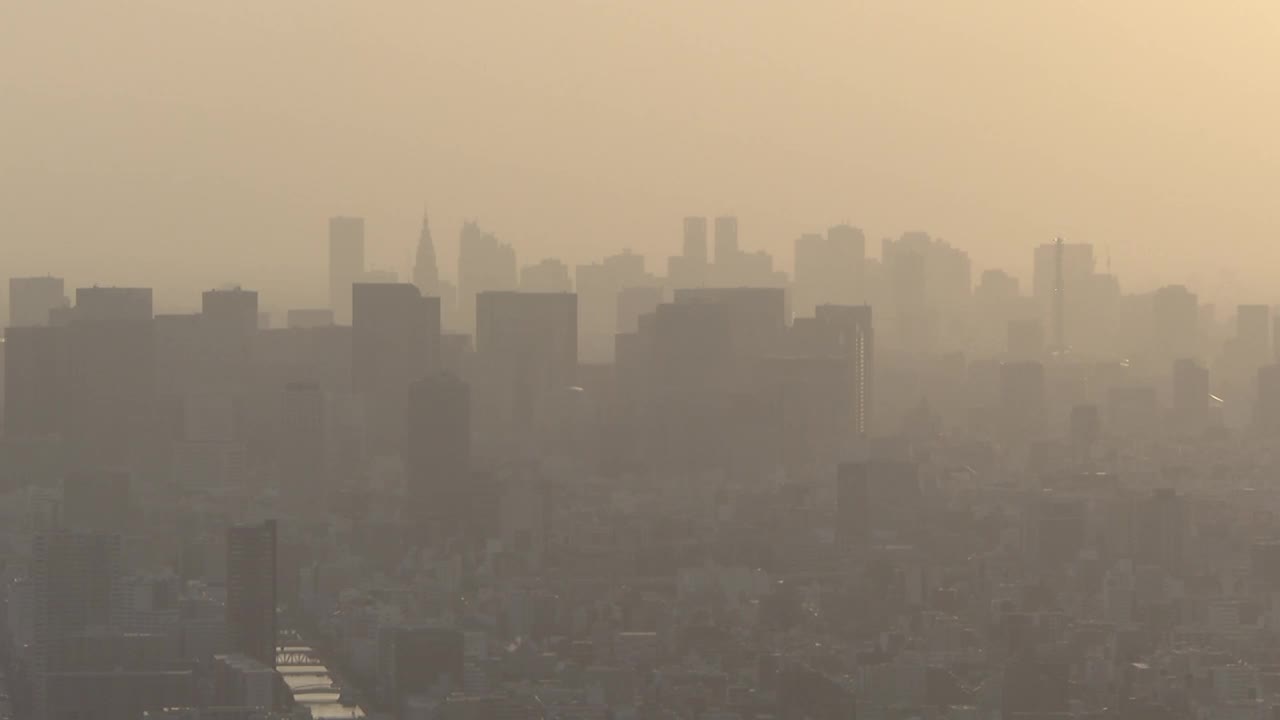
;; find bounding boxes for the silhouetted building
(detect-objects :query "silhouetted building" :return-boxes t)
[413,209,440,297]
[352,282,441,453]
[458,221,517,332]
[285,308,335,328]
[837,460,919,544]
[226,520,276,668]
[999,361,1045,439]
[475,291,576,438]
[379,626,464,709]
[328,216,365,324]
[3,325,67,437]
[1152,284,1199,365]
[406,373,471,536]
[279,381,325,499]
[520,258,573,293]
[9,276,67,328]
[1258,364,1280,432]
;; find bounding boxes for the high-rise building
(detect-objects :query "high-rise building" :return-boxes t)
[279,381,325,498]
[457,221,517,332]
[31,531,123,719]
[285,308,335,329]
[201,288,258,392]
[713,215,739,267]
[66,287,155,467]
[813,305,874,436]
[353,282,441,453]
[1032,241,1094,349]
[836,461,919,545]
[520,258,573,293]
[794,225,865,316]
[3,325,68,437]
[328,216,365,324]
[226,520,276,668]
[1257,364,1280,432]
[475,292,576,434]
[682,216,708,265]
[1237,304,1271,368]
[9,276,66,328]
[406,373,471,534]
[576,250,651,362]
[413,209,440,297]
[669,217,709,289]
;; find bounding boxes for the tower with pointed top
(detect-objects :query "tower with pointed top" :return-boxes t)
[413,209,440,297]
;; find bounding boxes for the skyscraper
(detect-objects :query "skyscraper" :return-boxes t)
[3,325,68,437]
[406,373,471,535]
[201,287,258,392]
[713,215,739,267]
[475,291,577,435]
[352,283,441,454]
[814,305,874,436]
[226,520,277,668]
[9,276,67,328]
[31,531,123,719]
[66,287,155,467]
[279,381,326,498]
[412,209,440,297]
[457,221,517,332]
[328,216,365,325]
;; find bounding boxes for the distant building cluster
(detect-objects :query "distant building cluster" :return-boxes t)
[2,213,1280,720]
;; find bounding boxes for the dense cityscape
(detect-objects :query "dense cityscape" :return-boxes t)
[1,211,1279,720]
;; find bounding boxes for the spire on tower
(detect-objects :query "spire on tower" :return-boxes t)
[413,206,440,296]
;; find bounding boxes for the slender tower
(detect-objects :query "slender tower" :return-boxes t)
[413,207,440,297]
[1053,237,1065,351]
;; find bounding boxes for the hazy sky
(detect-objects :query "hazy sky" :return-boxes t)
[4,1,1280,311]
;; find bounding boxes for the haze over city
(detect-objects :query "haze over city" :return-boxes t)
[10,3,1280,720]
[6,2,1280,309]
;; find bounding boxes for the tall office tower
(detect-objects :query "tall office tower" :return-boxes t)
[279,381,325,498]
[812,305,874,437]
[1172,358,1210,434]
[575,250,651,362]
[413,210,440,297]
[1134,489,1187,575]
[1068,404,1101,452]
[999,360,1046,439]
[62,469,130,534]
[379,627,465,712]
[475,292,577,435]
[3,325,67,437]
[353,283,441,454]
[669,217,710,290]
[1032,241,1093,348]
[328,216,365,325]
[674,287,787,371]
[457,221,518,332]
[1237,304,1271,368]
[794,226,866,316]
[201,288,258,392]
[1152,285,1200,365]
[713,215,740,266]
[1257,364,1280,431]
[406,373,471,535]
[9,276,66,328]
[682,216,708,264]
[31,532,123,720]
[226,520,277,668]
[520,258,573,293]
[66,287,155,468]
[880,232,971,352]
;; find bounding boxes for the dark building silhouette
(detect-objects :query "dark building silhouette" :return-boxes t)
[520,258,573,293]
[226,520,277,668]
[837,460,920,545]
[381,627,464,709]
[328,216,365,325]
[413,209,440,297]
[279,381,325,498]
[668,216,709,289]
[3,325,68,437]
[475,291,577,437]
[8,276,67,328]
[406,373,471,536]
[457,221,517,332]
[999,360,1046,440]
[66,287,155,468]
[352,282,441,453]
[286,308,335,329]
